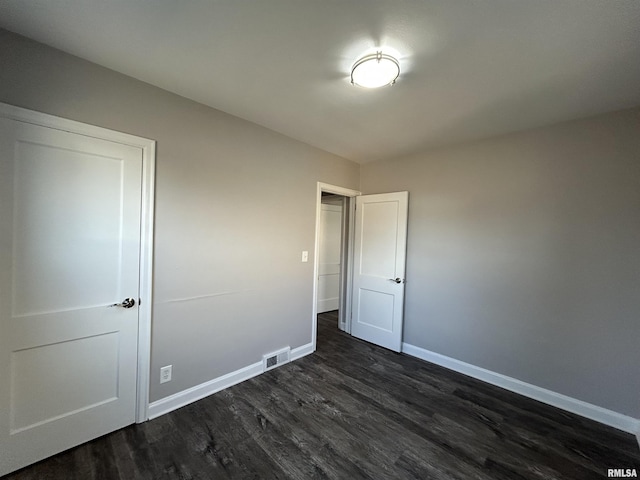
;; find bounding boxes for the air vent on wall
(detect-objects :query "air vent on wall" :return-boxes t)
[263,347,291,372]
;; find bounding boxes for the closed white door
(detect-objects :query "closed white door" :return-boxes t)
[0,118,143,475]
[351,192,408,352]
[317,203,342,313]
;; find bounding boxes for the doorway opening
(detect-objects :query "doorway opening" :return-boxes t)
[312,183,360,350]
[313,184,410,354]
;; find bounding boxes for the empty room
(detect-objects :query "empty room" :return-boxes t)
[0,1,639,479]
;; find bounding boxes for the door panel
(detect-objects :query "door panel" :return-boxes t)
[317,203,342,313]
[357,288,395,330]
[351,192,408,351]
[12,138,125,315]
[10,332,119,433]
[0,118,142,475]
[360,201,398,277]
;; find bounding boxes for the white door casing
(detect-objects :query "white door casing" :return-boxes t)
[0,105,155,476]
[351,192,408,352]
[317,203,342,313]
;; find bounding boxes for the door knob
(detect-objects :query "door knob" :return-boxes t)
[389,278,402,284]
[110,298,136,308]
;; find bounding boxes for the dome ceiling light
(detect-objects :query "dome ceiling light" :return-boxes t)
[350,51,400,88]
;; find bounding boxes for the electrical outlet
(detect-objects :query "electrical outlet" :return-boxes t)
[160,365,172,384]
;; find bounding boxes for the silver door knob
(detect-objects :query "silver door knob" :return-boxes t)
[389,277,402,284]
[110,298,136,308]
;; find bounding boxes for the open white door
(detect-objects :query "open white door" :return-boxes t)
[0,117,144,475]
[351,192,408,352]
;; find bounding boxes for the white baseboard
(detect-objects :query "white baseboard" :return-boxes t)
[402,343,640,435]
[148,342,316,420]
[148,361,263,420]
[291,342,315,361]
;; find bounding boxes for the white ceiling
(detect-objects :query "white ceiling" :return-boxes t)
[1,1,639,163]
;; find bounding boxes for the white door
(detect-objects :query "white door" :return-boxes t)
[351,192,408,352]
[0,118,142,475]
[317,203,342,313]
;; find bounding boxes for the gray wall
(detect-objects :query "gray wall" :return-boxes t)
[0,29,360,402]
[361,108,640,418]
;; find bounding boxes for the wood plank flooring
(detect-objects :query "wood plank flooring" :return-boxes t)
[5,311,639,479]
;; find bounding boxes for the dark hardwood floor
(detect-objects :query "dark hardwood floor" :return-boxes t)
[5,310,639,479]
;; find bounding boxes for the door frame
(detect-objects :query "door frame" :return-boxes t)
[0,102,155,423]
[312,182,360,350]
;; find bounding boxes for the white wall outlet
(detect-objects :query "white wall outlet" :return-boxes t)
[301,250,309,262]
[160,365,172,384]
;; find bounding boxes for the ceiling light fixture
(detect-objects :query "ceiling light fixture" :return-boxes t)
[350,51,400,88]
